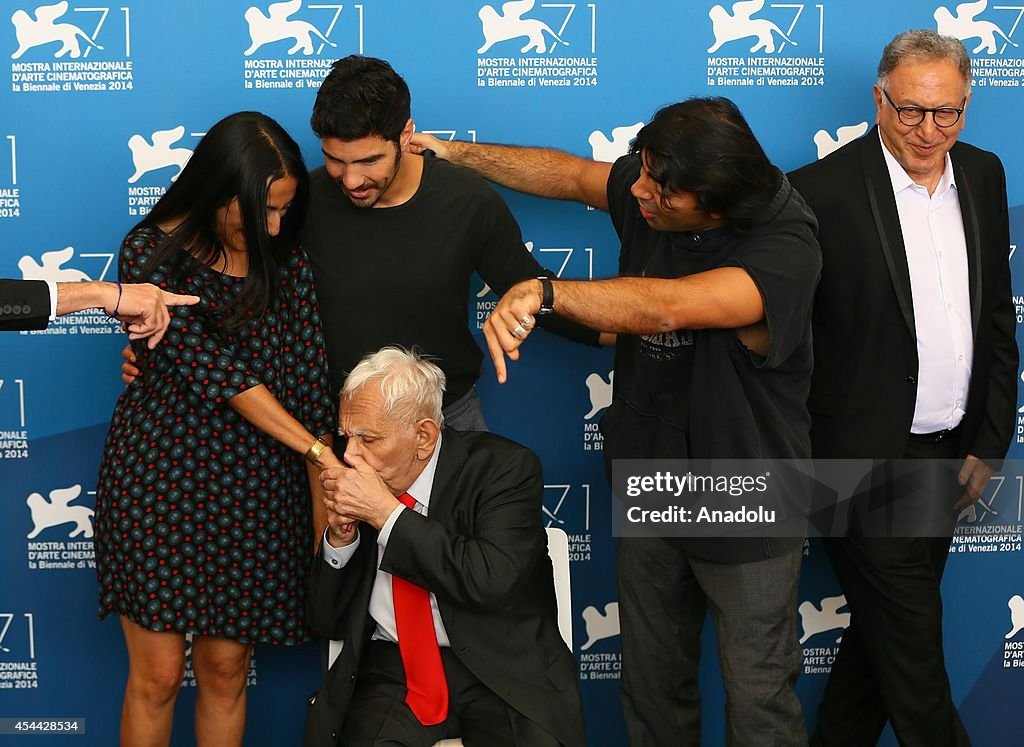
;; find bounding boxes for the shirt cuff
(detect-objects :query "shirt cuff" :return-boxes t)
[376,503,407,549]
[46,280,58,321]
[321,528,360,568]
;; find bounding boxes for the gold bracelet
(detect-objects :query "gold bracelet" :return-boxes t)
[305,436,329,465]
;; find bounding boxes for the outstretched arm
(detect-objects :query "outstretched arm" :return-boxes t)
[56,281,200,348]
[231,385,340,468]
[484,271,765,382]
[410,133,612,211]
[231,387,342,548]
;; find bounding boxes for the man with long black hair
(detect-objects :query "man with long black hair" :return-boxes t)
[413,97,820,745]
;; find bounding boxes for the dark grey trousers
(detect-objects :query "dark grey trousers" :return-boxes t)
[442,387,488,432]
[618,538,806,747]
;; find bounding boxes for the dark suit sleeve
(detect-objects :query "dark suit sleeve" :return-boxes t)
[305,530,375,640]
[971,156,1018,464]
[0,279,50,331]
[380,446,547,612]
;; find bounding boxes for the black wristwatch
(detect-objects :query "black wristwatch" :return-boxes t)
[536,276,555,315]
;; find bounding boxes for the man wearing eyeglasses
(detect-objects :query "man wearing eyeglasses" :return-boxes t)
[789,29,1017,746]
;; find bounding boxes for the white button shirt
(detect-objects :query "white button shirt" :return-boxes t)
[321,434,451,647]
[880,133,973,433]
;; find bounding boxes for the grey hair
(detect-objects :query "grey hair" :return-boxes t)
[341,346,446,425]
[877,30,972,97]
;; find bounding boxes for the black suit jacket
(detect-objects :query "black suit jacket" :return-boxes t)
[0,279,49,331]
[788,128,1017,462]
[303,428,585,747]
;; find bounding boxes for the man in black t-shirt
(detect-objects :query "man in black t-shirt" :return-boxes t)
[122,56,597,429]
[413,98,821,746]
[302,55,597,429]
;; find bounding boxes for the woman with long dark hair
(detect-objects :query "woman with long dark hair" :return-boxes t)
[94,111,340,746]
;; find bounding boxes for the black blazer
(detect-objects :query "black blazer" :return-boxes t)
[789,128,1017,462]
[303,428,585,747]
[0,279,50,331]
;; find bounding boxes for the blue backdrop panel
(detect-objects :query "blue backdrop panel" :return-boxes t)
[1,1,1022,745]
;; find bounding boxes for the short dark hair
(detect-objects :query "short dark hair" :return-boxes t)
[140,111,309,332]
[310,55,411,142]
[630,97,779,230]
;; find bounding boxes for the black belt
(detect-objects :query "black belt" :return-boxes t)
[908,425,962,444]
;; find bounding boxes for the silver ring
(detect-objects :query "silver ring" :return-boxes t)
[520,314,533,327]
[512,324,527,339]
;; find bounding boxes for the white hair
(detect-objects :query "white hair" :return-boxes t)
[341,346,445,425]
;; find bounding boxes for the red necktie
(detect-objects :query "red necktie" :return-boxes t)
[392,492,449,725]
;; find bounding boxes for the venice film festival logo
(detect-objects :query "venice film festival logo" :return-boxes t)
[9,1,133,93]
[580,370,611,451]
[588,122,643,163]
[0,377,28,460]
[126,125,201,216]
[18,245,113,286]
[799,593,850,676]
[951,465,1023,553]
[543,483,593,562]
[17,246,120,337]
[705,0,826,89]
[24,483,96,572]
[934,0,1024,86]
[241,0,359,90]
[475,0,600,89]
[813,121,868,160]
[0,133,19,220]
[578,601,620,680]
[0,612,40,689]
[475,240,596,322]
[1003,594,1024,669]
[1014,365,1024,444]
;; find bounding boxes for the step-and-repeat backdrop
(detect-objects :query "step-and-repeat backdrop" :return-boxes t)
[2,1,1023,744]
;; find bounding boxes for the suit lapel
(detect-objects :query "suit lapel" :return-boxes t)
[861,129,916,340]
[952,153,983,338]
[426,428,468,525]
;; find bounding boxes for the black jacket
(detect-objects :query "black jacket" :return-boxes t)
[789,128,1017,464]
[303,428,586,747]
[0,279,49,331]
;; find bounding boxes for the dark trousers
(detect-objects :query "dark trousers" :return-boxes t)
[340,640,561,747]
[813,432,970,747]
[618,539,806,747]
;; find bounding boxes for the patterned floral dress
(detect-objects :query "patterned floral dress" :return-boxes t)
[95,226,336,645]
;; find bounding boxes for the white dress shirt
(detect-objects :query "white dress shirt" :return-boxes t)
[45,280,58,321]
[879,133,973,433]
[321,434,451,647]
